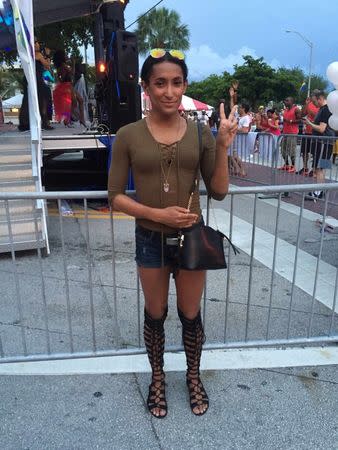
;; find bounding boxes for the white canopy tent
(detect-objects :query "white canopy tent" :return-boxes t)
[2,93,23,109]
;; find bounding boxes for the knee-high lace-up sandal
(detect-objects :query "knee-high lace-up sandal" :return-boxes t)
[144,308,168,419]
[178,308,209,416]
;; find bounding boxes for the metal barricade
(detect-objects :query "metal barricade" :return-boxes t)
[229,132,278,185]
[273,134,338,185]
[0,185,337,368]
[229,133,338,192]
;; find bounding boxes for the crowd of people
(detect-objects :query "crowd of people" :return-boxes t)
[180,88,338,199]
[18,39,89,131]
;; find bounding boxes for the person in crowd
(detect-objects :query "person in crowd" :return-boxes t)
[210,106,220,130]
[187,110,194,121]
[266,109,281,136]
[108,49,238,418]
[237,103,251,133]
[228,86,247,174]
[255,106,269,132]
[297,97,320,176]
[19,39,54,131]
[73,63,89,124]
[229,81,238,111]
[279,97,302,172]
[52,50,86,128]
[200,110,209,126]
[304,90,335,199]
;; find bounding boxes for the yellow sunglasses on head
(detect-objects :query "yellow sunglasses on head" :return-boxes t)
[149,48,185,60]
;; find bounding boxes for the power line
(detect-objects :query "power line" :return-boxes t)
[125,0,165,30]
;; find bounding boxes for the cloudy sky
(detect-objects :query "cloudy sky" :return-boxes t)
[115,0,338,82]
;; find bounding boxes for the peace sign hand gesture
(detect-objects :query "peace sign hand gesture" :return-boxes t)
[216,103,238,150]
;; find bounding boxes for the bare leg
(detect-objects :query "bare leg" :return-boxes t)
[315,168,325,184]
[138,267,170,318]
[175,270,206,319]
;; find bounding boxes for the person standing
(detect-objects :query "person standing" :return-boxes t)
[200,110,209,126]
[266,109,281,136]
[297,97,319,175]
[304,90,334,199]
[108,49,237,418]
[279,97,301,172]
[237,103,251,133]
[255,106,269,132]
[19,39,53,131]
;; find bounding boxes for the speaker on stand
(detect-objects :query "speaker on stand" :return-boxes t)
[107,30,141,133]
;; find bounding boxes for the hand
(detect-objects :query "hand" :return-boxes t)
[216,103,238,150]
[154,206,198,229]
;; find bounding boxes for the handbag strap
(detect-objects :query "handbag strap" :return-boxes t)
[187,122,203,210]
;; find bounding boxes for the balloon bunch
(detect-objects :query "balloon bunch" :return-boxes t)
[326,62,338,131]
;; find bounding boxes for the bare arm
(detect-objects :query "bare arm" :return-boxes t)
[305,118,327,134]
[112,194,197,229]
[295,108,302,122]
[35,51,50,70]
[268,118,279,130]
[238,126,249,134]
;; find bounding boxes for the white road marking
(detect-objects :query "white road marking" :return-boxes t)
[230,184,338,228]
[0,346,337,375]
[203,208,338,313]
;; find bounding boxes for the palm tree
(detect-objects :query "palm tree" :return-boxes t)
[136,7,190,55]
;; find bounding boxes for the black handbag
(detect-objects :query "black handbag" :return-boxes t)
[177,123,238,271]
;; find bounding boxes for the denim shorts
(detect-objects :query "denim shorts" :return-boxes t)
[135,225,179,269]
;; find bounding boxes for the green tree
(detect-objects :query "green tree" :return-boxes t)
[36,16,94,60]
[184,55,329,110]
[135,7,189,54]
[0,67,24,98]
[274,67,328,103]
[232,55,276,108]
[0,49,18,67]
[186,71,233,107]
[0,16,94,66]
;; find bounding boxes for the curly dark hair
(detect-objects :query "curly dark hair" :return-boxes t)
[52,50,67,69]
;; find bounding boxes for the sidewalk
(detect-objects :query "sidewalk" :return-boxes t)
[1,365,337,449]
[0,186,337,449]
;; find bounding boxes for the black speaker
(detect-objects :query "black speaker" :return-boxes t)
[107,81,141,133]
[112,30,139,83]
[100,2,125,48]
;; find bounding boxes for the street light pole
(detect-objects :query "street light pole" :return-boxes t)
[285,30,314,97]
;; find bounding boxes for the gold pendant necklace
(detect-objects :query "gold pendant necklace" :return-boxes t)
[160,152,175,192]
[147,116,181,193]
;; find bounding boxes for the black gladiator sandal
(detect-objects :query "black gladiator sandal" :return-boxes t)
[178,308,209,416]
[144,308,167,419]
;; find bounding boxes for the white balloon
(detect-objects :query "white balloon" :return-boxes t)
[326,62,338,86]
[328,115,338,131]
[327,90,338,115]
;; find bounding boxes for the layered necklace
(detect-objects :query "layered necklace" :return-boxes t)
[147,116,182,193]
